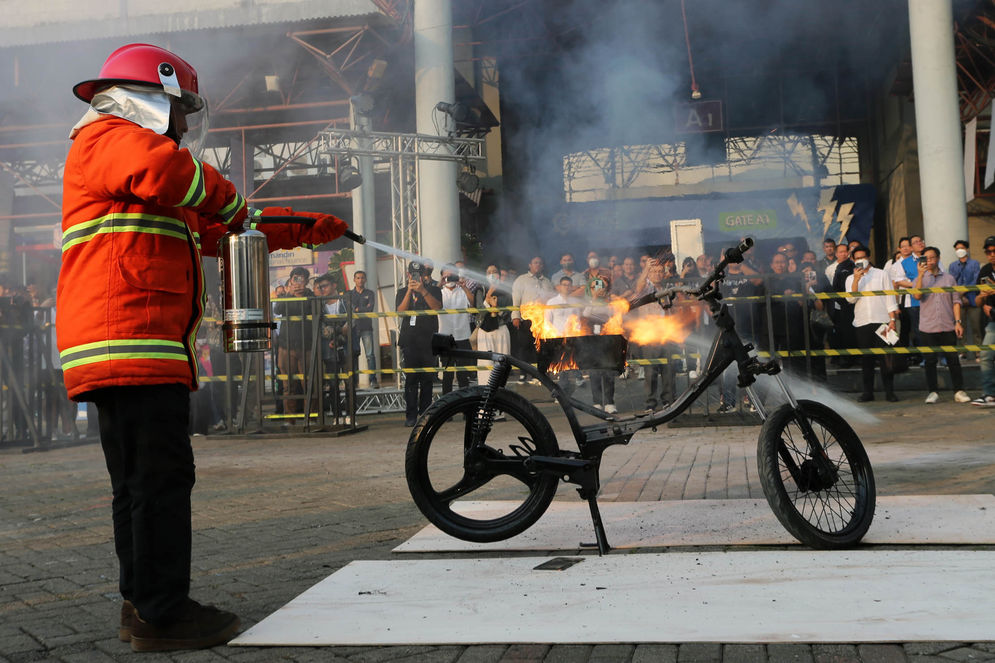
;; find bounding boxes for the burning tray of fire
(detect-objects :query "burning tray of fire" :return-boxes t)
[537,334,628,375]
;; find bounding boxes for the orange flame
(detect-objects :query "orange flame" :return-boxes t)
[520,302,584,350]
[547,354,580,373]
[601,298,630,335]
[520,298,697,373]
[624,309,698,346]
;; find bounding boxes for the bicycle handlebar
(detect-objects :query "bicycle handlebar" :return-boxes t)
[627,237,754,311]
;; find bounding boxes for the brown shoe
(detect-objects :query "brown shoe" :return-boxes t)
[130,599,240,652]
[119,600,135,642]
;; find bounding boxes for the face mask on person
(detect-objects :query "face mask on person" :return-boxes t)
[855,258,870,270]
[560,261,574,271]
[487,273,499,283]
[955,248,969,259]
[588,258,600,269]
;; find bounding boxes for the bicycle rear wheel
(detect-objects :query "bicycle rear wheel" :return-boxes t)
[405,386,561,542]
[757,400,875,549]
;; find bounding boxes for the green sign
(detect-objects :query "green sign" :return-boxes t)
[719,210,777,233]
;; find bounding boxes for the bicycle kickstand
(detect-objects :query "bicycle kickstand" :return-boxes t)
[579,490,612,555]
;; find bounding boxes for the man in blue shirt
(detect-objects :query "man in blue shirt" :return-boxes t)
[898,234,925,361]
[948,239,982,360]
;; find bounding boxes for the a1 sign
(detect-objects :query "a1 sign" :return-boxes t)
[674,100,723,134]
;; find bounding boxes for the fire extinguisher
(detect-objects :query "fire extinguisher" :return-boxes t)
[218,217,365,352]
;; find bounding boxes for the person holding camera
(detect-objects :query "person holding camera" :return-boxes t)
[438,265,475,394]
[273,267,316,414]
[845,245,899,402]
[396,262,442,426]
[912,246,969,404]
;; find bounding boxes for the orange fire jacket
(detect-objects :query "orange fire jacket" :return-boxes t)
[57,115,345,400]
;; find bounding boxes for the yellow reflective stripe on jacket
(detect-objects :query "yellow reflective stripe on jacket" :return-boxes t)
[61,213,188,252]
[218,192,245,225]
[178,156,207,207]
[60,339,189,370]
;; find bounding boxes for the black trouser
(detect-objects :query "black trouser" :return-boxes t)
[89,384,194,625]
[400,341,436,420]
[642,343,675,405]
[512,320,537,364]
[919,330,964,392]
[441,338,473,394]
[590,370,615,406]
[855,323,894,396]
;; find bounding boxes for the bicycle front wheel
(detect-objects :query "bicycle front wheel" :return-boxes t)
[405,386,561,543]
[757,400,875,549]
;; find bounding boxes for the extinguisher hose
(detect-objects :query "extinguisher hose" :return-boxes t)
[253,216,366,244]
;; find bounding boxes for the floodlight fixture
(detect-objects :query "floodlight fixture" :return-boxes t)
[457,165,479,194]
[338,160,362,191]
[435,101,471,123]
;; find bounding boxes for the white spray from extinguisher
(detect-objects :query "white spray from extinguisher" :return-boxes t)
[361,238,510,293]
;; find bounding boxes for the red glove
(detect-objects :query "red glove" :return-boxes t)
[261,206,294,217]
[311,213,349,243]
[260,207,349,244]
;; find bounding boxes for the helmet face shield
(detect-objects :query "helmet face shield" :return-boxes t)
[178,99,209,159]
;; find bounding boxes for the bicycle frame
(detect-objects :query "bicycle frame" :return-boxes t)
[429,238,826,553]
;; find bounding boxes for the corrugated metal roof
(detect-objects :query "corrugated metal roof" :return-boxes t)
[0,0,382,47]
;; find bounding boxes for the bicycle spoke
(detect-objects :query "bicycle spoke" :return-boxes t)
[777,418,861,535]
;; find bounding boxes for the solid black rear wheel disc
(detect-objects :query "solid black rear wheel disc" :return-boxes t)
[405,386,561,543]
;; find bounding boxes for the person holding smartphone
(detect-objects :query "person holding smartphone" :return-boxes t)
[396,262,442,426]
[845,246,899,402]
[913,246,969,404]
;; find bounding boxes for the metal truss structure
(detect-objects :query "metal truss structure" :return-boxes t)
[319,127,485,286]
[562,134,861,203]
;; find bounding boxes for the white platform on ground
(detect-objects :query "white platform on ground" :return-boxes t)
[393,495,995,552]
[230,550,995,645]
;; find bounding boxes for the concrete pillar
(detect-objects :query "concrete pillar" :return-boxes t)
[350,99,380,382]
[414,0,461,269]
[908,0,969,251]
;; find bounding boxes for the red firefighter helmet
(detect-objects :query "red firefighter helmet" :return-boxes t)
[73,43,204,112]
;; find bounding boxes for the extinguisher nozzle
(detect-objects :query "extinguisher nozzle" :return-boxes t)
[344,229,366,244]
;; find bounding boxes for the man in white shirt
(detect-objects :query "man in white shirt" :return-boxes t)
[545,276,581,334]
[438,265,475,394]
[544,276,583,394]
[845,245,899,402]
[824,242,850,285]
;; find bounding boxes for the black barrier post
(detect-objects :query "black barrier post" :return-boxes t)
[764,275,776,363]
[802,288,813,378]
[223,352,234,434]
[314,296,327,430]
[302,297,322,433]
[345,295,356,429]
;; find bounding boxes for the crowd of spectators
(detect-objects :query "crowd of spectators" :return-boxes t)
[260,231,995,424]
[5,227,995,444]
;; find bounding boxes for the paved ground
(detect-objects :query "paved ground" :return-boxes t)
[2,388,994,662]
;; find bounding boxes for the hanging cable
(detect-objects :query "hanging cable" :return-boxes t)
[680,0,701,99]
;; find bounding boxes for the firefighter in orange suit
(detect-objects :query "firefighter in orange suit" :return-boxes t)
[57,43,350,652]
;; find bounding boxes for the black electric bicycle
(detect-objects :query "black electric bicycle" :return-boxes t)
[404,238,875,553]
